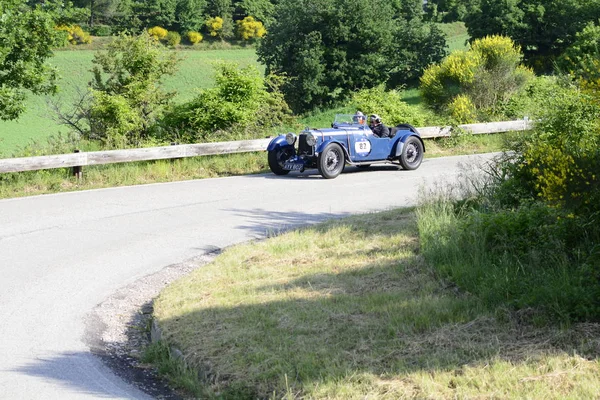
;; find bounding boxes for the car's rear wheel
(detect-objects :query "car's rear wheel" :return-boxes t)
[318,143,345,179]
[399,136,424,170]
[268,146,293,175]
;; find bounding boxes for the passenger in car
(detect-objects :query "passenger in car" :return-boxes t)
[369,114,390,138]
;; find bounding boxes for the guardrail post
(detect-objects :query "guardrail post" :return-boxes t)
[72,149,83,180]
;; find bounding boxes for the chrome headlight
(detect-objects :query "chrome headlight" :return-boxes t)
[285,132,296,145]
[305,132,316,146]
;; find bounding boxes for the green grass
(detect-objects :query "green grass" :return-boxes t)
[151,209,600,399]
[0,48,261,157]
[437,21,470,52]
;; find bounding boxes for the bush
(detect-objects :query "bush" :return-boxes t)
[420,35,533,120]
[148,26,168,40]
[236,16,266,41]
[160,63,293,142]
[447,94,477,124]
[186,31,203,45]
[56,24,92,45]
[352,85,429,127]
[90,24,112,37]
[206,16,224,38]
[164,31,181,47]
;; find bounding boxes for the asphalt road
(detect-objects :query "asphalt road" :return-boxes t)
[0,154,494,399]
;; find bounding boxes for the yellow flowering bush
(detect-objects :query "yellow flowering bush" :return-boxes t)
[206,16,224,37]
[55,24,92,45]
[447,94,477,124]
[186,31,203,44]
[420,35,531,119]
[148,26,168,40]
[236,16,267,40]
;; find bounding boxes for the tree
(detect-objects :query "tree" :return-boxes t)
[464,0,600,72]
[133,0,205,32]
[83,33,178,144]
[258,0,446,113]
[258,0,394,113]
[0,0,60,120]
[234,0,275,26]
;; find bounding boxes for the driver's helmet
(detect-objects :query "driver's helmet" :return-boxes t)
[353,111,365,124]
[369,114,382,124]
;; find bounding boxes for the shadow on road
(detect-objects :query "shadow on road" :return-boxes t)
[223,208,351,237]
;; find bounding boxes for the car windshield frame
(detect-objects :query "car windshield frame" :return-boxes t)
[333,114,368,128]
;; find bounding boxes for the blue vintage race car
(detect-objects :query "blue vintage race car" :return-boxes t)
[267,114,425,179]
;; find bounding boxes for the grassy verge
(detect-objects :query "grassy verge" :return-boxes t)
[151,208,600,399]
[0,133,509,199]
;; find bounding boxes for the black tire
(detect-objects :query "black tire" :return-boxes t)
[318,143,345,179]
[399,136,424,170]
[268,146,293,175]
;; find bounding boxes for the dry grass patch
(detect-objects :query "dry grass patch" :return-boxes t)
[152,208,600,398]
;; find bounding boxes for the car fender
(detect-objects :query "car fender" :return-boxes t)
[394,133,426,158]
[267,135,290,152]
[316,138,351,160]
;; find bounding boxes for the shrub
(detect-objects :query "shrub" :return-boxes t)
[160,63,293,142]
[236,16,266,41]
[447,94,477,124]
[352,85,429,127]
[186,31,203,45]
[165,31,181,47]
[90,24,112,37]
[56,24,92,45]
[206,16,224,38]
[148,26,168,40]
[420,35,532,119]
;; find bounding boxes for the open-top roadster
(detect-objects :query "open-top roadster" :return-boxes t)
[267,114,425,179]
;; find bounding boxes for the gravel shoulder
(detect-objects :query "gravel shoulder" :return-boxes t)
[84,250,220,399]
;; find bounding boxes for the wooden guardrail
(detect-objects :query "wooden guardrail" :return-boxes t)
[0,119,531,174]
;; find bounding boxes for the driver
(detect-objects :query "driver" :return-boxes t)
[353,111,366,125]
[369,114,390,138]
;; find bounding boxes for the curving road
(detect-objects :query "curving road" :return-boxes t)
[0,154,493,399]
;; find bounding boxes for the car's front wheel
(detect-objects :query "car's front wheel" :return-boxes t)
[399,136,424,170]
[268,146,293,175]
[318,143,345,179]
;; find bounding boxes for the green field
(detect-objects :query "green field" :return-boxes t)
[0,49,261,157]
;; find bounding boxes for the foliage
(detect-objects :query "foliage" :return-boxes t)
[556,21,600,99]
[0,0,60,121]
[55,24,92,45]
[205,16,224,37]
[235,0,275,26]
[90,24,112,36]
[84,32,179,145]
[148,26,168,39]
[235,16,266,41]
[387,21,448,86]
[134,0,207,33]
[464,0,600,72]
[351,85,428,127]
[500,75,561,120]
[447,94,476,124]
[425,0,475,22]
[165,31,181,46]
[420,35,532,119]
[160,62,293,142]
[258,0,446,113]
[186,31,203,44]
[417,79,600,323]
